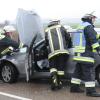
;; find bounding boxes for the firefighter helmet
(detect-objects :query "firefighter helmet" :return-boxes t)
[3,25,16,32]
[48,19,60,27]
[81,12,97,21]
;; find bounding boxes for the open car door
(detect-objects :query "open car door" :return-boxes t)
[16,8,45,82]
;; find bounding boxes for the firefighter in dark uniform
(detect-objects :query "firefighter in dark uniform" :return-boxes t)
[0,26,23,57]
[45,20,72,90]
[70,13,100,97]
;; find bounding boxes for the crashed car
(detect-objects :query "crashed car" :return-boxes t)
[0,8,49,83]
[0,9,100,85]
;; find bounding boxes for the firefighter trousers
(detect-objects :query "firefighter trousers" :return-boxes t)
[72,62,95,81]
[71,49,96,87]
[49,54,69,75]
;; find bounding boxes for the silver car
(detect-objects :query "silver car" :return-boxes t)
[0,30,100,85]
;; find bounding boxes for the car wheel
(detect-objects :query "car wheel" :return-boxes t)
[1,63,18,83]
[96,67,100,85]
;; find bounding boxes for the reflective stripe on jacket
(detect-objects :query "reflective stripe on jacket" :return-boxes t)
[73,22,99,63]
[0,34,5,40]
[76,22,99,51]
[45,24,71,59]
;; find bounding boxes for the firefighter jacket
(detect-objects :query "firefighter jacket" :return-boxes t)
[0,29,24,57]
[0,30,5,40]
[45,24,72,59]
[73,22,100,63]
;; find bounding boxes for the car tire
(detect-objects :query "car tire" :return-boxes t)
[1,63,18,83]
[96,67,100,85]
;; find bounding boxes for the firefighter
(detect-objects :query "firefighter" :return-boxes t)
[3,25,16,38]
[45,20,72,90]
[0,25,23,56]
[70,13,100,97]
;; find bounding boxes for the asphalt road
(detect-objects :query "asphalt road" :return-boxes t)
[0,79,100,100]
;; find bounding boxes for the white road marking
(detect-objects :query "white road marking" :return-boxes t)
[0,92,32,100]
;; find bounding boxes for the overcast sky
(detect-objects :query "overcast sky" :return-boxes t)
[0,0,100,22]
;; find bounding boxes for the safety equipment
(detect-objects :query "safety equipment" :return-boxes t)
[45,22,70,89]
[71,78,81,84]
[45,24,70,59]
[0,46,13,57]
[3,25,16,32]
[86,87,100,97]
[70,83,84,93]
[82,14,97,20]
[0,29,5,35]
[0,34,5,40]
[71,16,100,97]
[45,22,72,91]
[85,81,95,87]
[49,19,60,23]
[50,70,62,90]
[48,19,60,27]
[0,29,5,39]
[81,12,97,21]
[0,36,20,52]
[73,22,99,63]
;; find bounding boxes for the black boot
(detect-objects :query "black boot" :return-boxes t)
[56,75,63,89]
[51,72,59,91]
[86,87,100,97]
[70,83,84,93]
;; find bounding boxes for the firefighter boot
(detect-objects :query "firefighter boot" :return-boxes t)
[86,87,100,97]
[51,72,59,91]
[70,83,84,93]
[57,75,62,89]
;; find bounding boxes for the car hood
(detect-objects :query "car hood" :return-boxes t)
[16,8,45,47]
